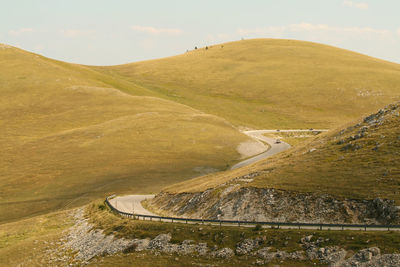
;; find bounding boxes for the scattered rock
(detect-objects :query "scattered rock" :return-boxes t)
[236,238,262,255]
[340,247,400,267]
[211,247,234,259]
[255,247,305,263]
[63,209,136,262]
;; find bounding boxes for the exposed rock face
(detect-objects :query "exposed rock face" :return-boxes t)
[152,187,400,224]
[57,209,213,265]
[63,209,135,263]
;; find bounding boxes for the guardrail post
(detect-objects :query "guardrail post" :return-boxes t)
[364,226,366,231]
[320,225,322,230]
[219,220,221,228]
[238,221,240,227]
[277,224,280,229]
[159,217,161,222]
[186,219,188,224]
[171,218,173,223]
[341,226,344,230]
[150,217,152,221]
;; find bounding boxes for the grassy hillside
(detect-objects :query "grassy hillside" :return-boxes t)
[163,103,400,203]
[96,39,400,129]
[0,44,251,223]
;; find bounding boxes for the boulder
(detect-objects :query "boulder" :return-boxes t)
[211,248,234,259]
[236,238,262,255]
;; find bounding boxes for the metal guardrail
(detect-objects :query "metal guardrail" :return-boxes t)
[105,196,400,231]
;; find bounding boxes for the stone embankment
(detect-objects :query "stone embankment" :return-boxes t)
[151,187,399,225]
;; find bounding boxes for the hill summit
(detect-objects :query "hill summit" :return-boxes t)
[99,39,400,129]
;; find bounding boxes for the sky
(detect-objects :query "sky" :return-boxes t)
[1,0,400,65]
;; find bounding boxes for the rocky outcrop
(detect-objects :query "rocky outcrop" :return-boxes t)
[236,238,263,255]
[210,247,234,259]
[63,208,136,263]
[301,236,400,267]
[152,187,400,224]
[301,235,347,265]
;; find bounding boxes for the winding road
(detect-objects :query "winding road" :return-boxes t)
[110,130,304,215]
[231,130,291,169]
[107,129,400,231]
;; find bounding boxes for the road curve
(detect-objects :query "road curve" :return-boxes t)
[231,129,328,170]
[230,130,291,170]
[108,194,155,215]
[108,129,344,229]
[110,129,325,217]
[106,128,400,231]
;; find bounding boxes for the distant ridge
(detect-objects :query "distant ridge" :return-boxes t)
[98,38,400,129]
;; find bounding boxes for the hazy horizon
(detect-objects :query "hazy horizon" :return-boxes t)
[1,0,400,65]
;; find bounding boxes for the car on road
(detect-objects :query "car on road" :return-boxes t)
[275,139,281,144]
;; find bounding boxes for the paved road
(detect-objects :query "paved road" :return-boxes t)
[231,129,328,169]
[109,194,156,215]
[230,130,291,169]
[110,129,324,218]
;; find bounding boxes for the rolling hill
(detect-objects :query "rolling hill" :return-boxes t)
[2,39,400,224]
[95,39,400,129]
[0,44,253,223]
[150,103,400,223]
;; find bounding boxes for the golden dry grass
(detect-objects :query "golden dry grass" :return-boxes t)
[0,208,73,266]
[0,45,250,223]
[163,104,400,204]
[97,39,400,129]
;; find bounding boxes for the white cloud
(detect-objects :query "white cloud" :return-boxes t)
[8,28,34,36]
[343,1,369,10]
[130,25,182,35]
[237,23,392,40]
[60,29,95,38]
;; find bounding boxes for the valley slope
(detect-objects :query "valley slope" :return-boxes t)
[0,44,252,223]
